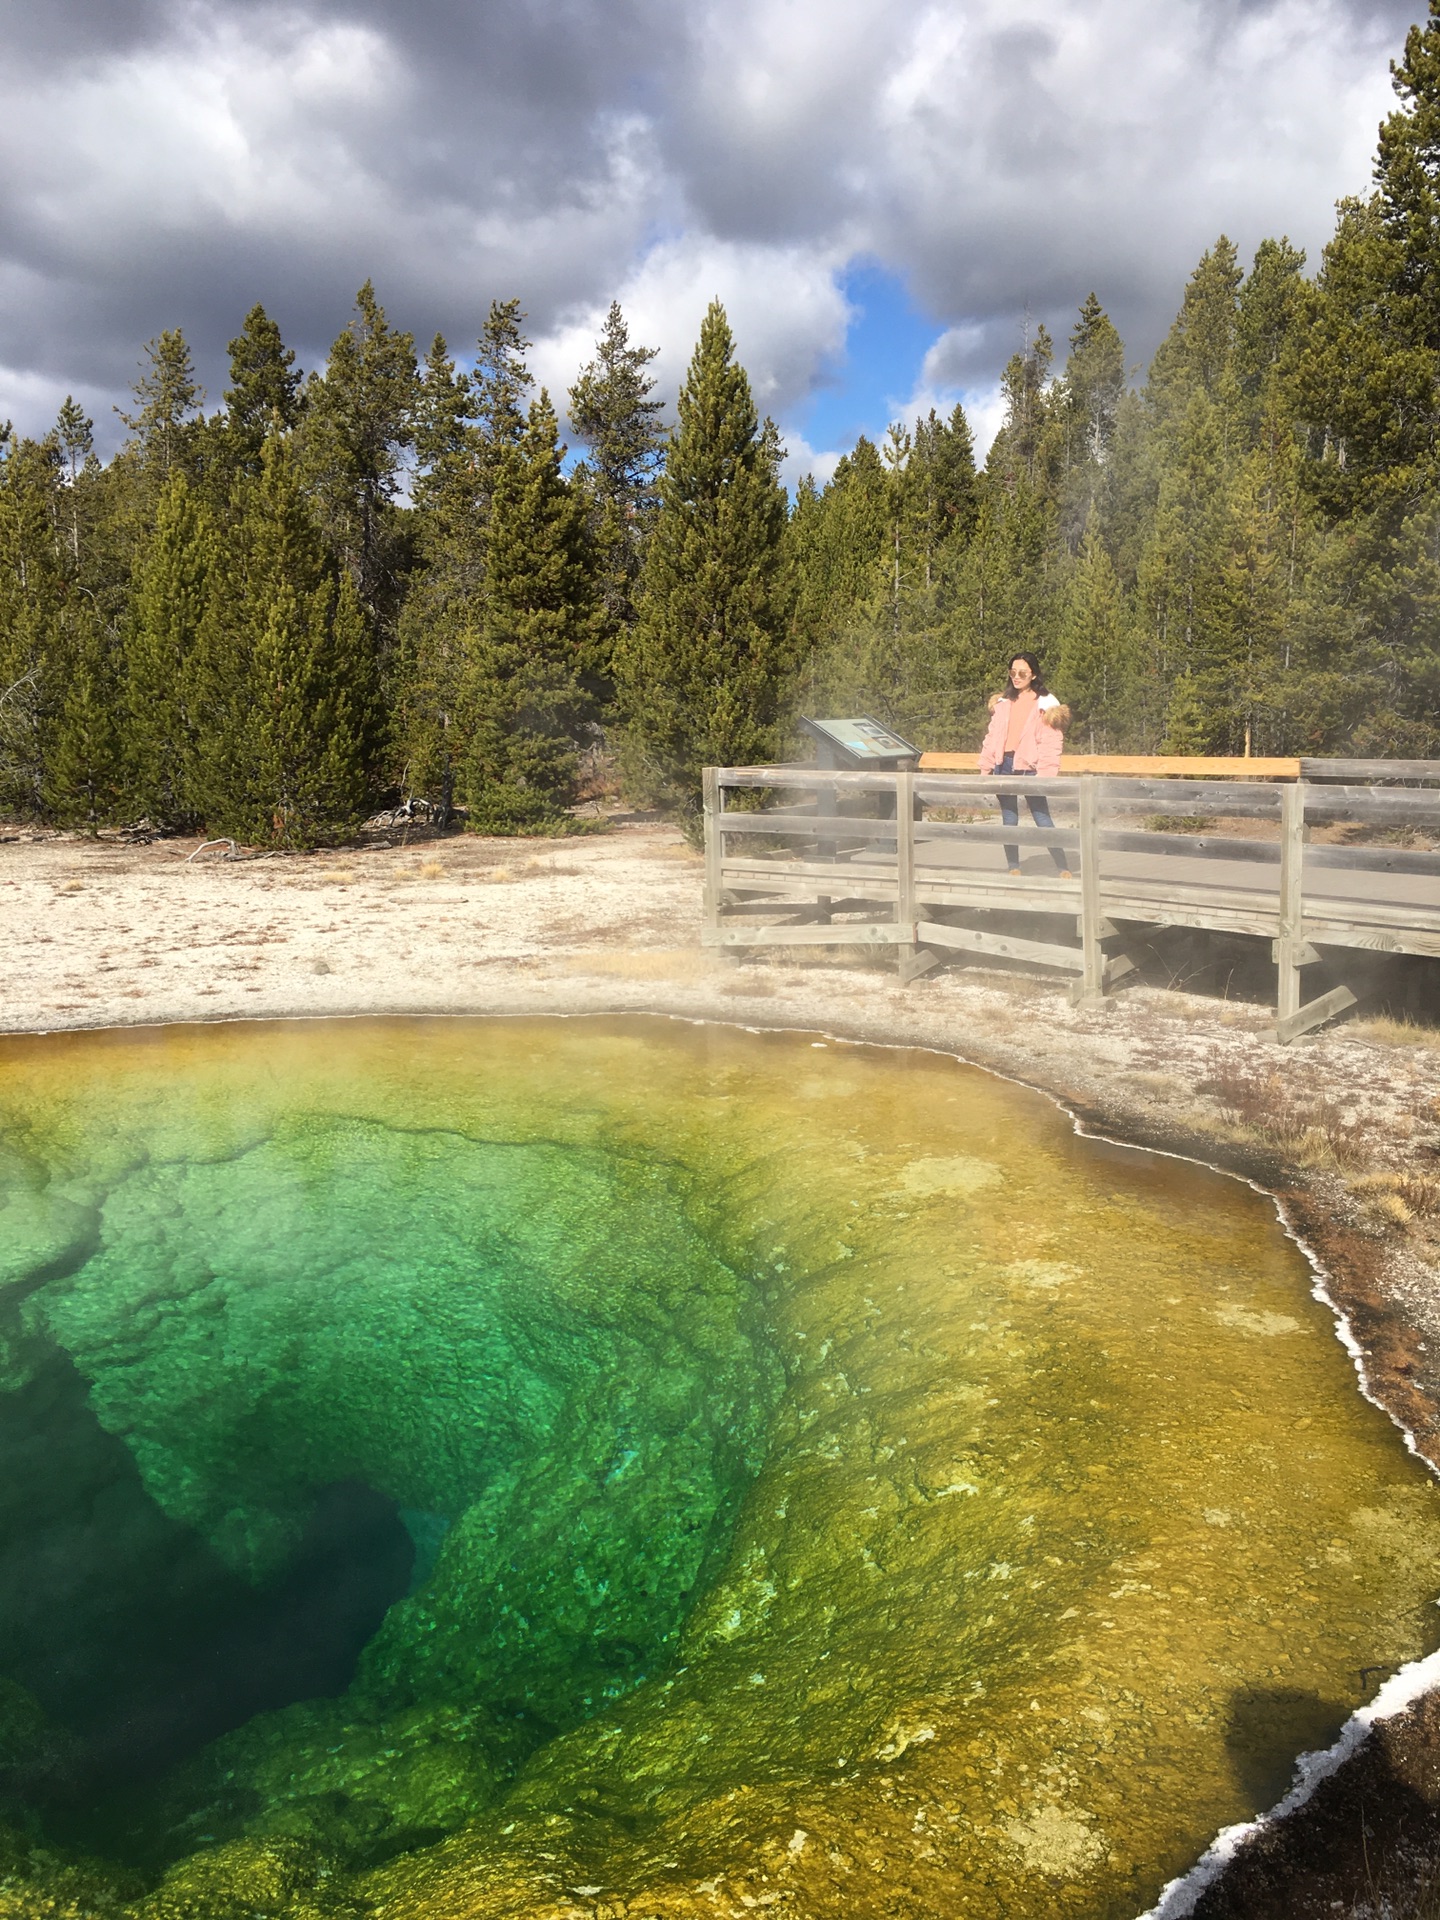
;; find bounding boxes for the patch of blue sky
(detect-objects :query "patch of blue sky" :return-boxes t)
[782,262,1003,490]
[793,262,937,456]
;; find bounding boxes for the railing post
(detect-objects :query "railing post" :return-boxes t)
[702,767,722,943]
[1075,776,1106,1004]
[1276,780,1304,1027]
[895,769,933,983]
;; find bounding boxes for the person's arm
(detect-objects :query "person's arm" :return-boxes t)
[978,696,1005,774]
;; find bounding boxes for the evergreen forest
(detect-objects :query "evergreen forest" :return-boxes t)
[5,11,1440,845]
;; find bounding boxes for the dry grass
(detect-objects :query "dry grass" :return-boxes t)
[1349,1015,1440,1052]
[315,868,357,886]
[1351,1171,1440,1225]
[476,858,584,885]
[1195,1062,1370,1169]
[1126,1071,1188,1099]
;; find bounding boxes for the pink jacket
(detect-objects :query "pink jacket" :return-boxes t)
[979,692,1069,777]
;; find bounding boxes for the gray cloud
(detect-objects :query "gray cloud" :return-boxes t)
[0,0,1426,452]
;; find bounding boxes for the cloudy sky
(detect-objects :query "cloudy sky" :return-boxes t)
[0,0,1424,482]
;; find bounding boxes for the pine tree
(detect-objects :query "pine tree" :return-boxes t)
[1133,242,1252,749]
[471,299,533,506]
[0,432,66,816]
[910,405,978,563]
[1133,389,1239,750]
[1160,670,1210,753]
[224,305,304,469]
[1377,0,1440,350]
[456,392,596,832]
[616,302,790,825]
[192,439,374,845]
[1148,239,1243,414]
[301,282,417,634]
[568,302,666,687]
[987,325,1057,494]
[412,334,481,549]
[1057,295,1125,542]
[55,398,93,484]
[940,477,1061,731]
[54,398,94,567]
[1235,239,1308,405]
[393,336,484,823]
[124,469,213,826]
[569,301,665,517]
[118,331,205,478]
[43,600,124,831]
[1056,512,1133,749]
[787,435,890,675]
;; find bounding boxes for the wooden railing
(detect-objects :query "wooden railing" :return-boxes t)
[701,765,1440,1043]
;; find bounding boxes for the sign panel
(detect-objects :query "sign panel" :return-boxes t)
[799,716,919,765]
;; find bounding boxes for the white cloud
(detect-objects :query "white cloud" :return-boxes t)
[778,433,844,493]
[0,0,1419,449]
[534,234,854,432]
[0,363,112,438]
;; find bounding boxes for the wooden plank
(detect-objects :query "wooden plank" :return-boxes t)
[898,947,942,983]
[1077,778,1106,1003]
[1276,784,1305,1025]
[896,769,919,982]
[1275,984,1360,1045]
[1301,899,1440,936]
[914,775,1083,802]
[1302,787,1440,826]
[1300,921,1440,959]
[722,813,1098,853]
[722,766,1086,798]
[1301,758,1440,784]
[916,821,1080,847]
[786,872,1076,915]
[721,857,896,888]
[1102,897,1281,938]
[723,856,1078,892]
[720,767,904,793]
[916,921,1085,971]
[702,768,722,941]
[707,922,912,948]
[1271,939,1322,966]
[1304,843,1440,878]
[717,811,898,840]
[1102,780,1283,816]
[1100,828,1281,865]
[920,752,1300,777]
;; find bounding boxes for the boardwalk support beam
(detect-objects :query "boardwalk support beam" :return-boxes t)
[1274,783,1359,1044]
[1274,984,1360,1046]
[1070,779,1108,1007]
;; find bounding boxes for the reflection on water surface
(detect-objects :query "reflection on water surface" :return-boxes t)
[0,1016,1436,1919]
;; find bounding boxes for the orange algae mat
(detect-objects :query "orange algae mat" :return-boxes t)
[0,1014,1437,1920]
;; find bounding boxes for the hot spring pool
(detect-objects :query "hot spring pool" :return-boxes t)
[0,1016,1437,1919]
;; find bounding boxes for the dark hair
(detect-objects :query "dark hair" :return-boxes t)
[999,652,1049,699]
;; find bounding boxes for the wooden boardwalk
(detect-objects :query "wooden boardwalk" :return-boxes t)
[702,761,1440,1042]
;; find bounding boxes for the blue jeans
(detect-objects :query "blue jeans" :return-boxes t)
[996,752,1069,871]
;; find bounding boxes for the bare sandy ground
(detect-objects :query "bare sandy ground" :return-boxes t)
[3,815,1440,1914]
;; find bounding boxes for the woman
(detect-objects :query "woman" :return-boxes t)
[978,653,1072,875]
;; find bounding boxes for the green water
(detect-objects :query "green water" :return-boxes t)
[0,1016,1437,1920]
